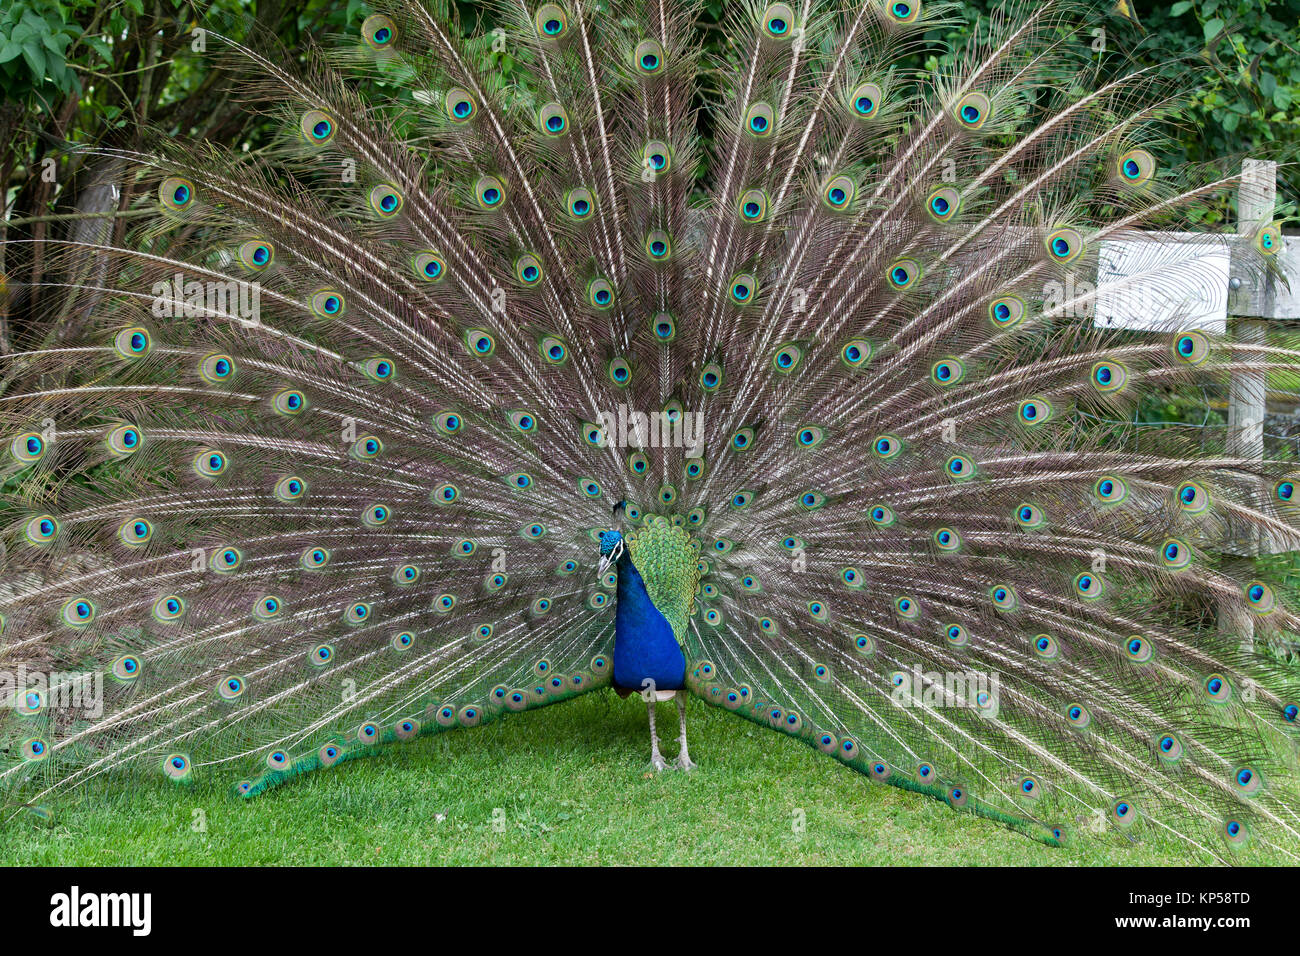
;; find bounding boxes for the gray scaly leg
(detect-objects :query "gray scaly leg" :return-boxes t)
[674,694,696,771]
[647,699,669,771]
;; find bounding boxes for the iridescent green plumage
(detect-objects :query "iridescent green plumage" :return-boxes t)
[626,517,703,644]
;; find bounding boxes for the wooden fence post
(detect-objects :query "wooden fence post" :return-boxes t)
[1218,159,1277,649]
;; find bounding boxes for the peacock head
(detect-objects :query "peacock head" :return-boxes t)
[597,529,625,578]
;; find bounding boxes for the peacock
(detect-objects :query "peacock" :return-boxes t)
[2,0,1299,863]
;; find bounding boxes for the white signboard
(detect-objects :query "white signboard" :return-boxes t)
[1093,237,1229,333]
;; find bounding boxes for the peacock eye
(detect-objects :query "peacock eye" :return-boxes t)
[475,176,507,209]
[848,82,882,119]
[445,87,475,122]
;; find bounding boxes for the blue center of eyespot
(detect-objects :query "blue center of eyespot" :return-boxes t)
[1123,159,1140,178]
[313,121,329,138]
[994,302,1010,320]
[547,115,564,131]
[856,96,874,114]
[596,290,611,303]
[769,17,786,33]
[1249,585,1264,602]
[893,2,910,15]
[961,105,979,123]
[1052,237,1070,257]
[174,185,190,203]
[642,54,658,69]
[751,115,767,132]
[483,188,500,204]
[1207,678,1222,694]
[455,100,471,117]
[932,197,949,214]
[829,187,846,204]
[573,199,590,215]
[892,267,909,285]
[1037,637,1050,650]
[1179,337,1194,355]
[545,18,561,34]
[381,194,397,211]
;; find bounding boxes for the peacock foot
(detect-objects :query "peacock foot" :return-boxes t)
[674,753,696,772]
[650,754,670,772]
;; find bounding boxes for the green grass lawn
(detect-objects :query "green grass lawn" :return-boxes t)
[0,692,1284,865]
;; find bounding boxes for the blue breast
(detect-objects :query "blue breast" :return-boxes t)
[612,555,686,690]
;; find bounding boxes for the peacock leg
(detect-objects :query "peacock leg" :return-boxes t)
[674,694,696,771]
[647,699,669,771]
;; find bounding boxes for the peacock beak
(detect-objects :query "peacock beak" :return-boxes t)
[596,554,613,578]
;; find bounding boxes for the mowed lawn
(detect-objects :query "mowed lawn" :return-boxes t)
[0,692,1287,866]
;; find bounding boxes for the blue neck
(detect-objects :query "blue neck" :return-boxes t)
[612,552,686,690]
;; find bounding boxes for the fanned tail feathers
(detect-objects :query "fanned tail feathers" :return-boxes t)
[1,0,1298,862]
